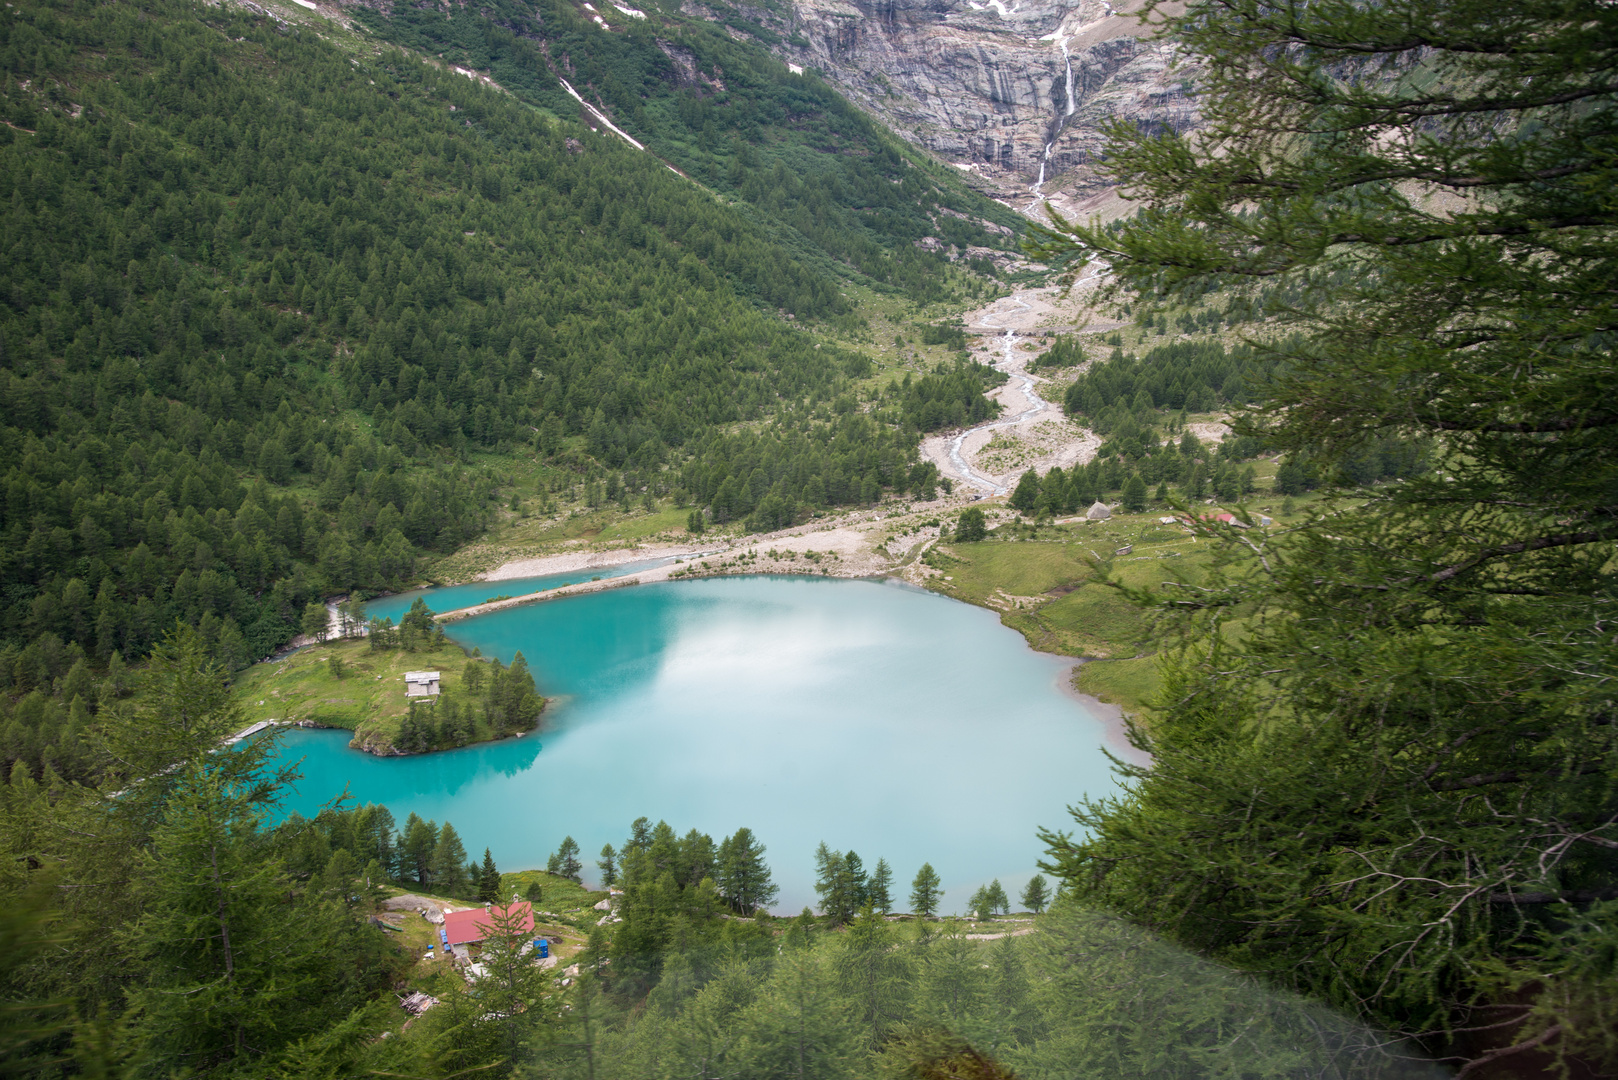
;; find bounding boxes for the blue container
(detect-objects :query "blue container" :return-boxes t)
[535,939,549,958]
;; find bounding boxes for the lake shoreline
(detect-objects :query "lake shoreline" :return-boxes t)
[467,528,1150,759]
[267,574,1124,912]
[479,544,711,582]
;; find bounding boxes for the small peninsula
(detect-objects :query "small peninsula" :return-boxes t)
[232,618,545,757]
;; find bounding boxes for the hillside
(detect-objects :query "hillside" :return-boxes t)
[337,0,1030,297]
[0,0,1015,781]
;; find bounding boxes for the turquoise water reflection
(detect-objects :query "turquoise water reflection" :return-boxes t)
[267,576,1120,912]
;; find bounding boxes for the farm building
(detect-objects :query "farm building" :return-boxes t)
[443,902,536,949]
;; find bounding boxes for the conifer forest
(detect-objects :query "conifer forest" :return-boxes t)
[1,0,1614,1076]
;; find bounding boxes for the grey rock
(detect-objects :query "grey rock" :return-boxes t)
[756,0,1199,200]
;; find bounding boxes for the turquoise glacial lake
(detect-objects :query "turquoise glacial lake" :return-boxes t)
[266,575,1125,913]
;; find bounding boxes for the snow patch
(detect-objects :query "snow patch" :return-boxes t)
[787,62,803,74]
[290,0,317,9]
[559,78,646,150]
[611,2,647,16]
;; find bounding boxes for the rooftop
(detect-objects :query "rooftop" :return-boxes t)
[443,902,536,946]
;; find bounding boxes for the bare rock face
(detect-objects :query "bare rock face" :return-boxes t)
[763,0,1197,208]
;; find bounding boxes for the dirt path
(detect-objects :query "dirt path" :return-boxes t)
[436,513,959,621]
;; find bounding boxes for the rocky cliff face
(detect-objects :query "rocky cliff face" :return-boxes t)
[754,0,1197,215]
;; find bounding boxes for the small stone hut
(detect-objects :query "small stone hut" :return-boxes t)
[404,671,441,697]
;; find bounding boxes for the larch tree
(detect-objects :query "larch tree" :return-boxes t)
[909,863,943,920]
[866,858,894,914]
[1019,874,1049,915]
[477,848,501,904]
[1008,470,1040,515]
[716,827,778,914]
[430,823,469,897]
[1029,0,1618,1073]
[549,836,583,884]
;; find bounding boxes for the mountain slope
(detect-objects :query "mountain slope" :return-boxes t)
[762,0,1194,214]
[0,0,1007,783]
[336,0,1027,293]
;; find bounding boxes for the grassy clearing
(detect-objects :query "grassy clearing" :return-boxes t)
[923,510,1230,715]
[498,871,605,915]
[1073,656,1162,712]
[381,874,606,989]
[927,539,1094,604]
[231,638,525,754]
[923,487,1349,715]
[386,906,467,997]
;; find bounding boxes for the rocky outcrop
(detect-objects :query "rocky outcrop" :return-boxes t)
[756,0,1197,210]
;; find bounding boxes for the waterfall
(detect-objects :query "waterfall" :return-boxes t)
[1062,36,1075,117]
[1025,35,1075,212]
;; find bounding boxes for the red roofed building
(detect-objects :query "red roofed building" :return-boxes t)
[443,902,535,948]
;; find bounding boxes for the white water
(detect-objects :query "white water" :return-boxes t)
[946,295,1050,495]
[1024,37,1076,213]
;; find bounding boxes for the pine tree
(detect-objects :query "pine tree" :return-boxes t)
[113,630,388,1071]
[477,847,501,904]
[597,843,618,887]
[301,602,328,642]
[909,863,942,919]
[473,900,548,1065]
[400,814,438,888]
[836,907,912,1049]
[954,507,987,542]
[549,836,583,883]
[1020,874,1049,914]
[1030,0,1618,1068]
[842,851,868,913]
[986,879,1010,916]
[1008,470,1040,515]
[867,858,894,914]
[716,827,778,914]
[431,823,469,897]
[812,841,847,926]
[1122,473,1148,512]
